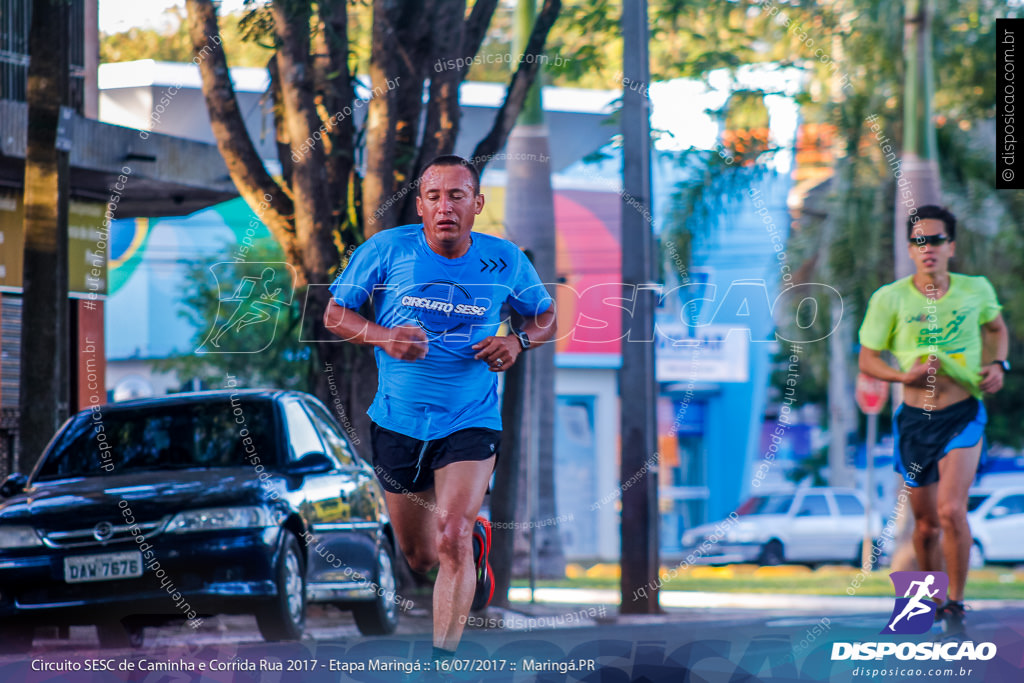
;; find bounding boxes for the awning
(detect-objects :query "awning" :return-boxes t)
[0,99,239,217]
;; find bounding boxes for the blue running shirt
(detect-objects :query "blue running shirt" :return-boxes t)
[329,224,554,440]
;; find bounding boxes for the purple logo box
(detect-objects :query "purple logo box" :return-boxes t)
[882,571,949,635]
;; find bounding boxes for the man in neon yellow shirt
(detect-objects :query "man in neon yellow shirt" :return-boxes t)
[859,205,1009,636]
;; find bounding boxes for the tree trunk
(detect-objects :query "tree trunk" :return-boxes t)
[270,1,337,286]
[492,318,526,607]
[506,128,563,579]
[502,0,564,582]
[18,0,70,473]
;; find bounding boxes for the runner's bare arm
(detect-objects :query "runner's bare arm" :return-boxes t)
[979,313,1009,393]
[472,306,557,372]
[858,346,935,387]
[323,299,428,360]
[519,305,558,346]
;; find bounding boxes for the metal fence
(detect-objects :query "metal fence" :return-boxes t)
[0,0,86,112]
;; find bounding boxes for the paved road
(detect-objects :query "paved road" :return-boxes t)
[2,592,1023,682]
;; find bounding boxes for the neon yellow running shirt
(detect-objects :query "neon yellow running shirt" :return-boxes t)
[859,273,1002,398]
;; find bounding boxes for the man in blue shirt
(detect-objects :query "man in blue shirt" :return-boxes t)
[324,155,556,657]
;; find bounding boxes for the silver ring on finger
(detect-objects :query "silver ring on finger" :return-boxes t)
[495,359,504,368]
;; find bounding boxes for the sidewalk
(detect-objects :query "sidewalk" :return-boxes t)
[500,586,1024,618]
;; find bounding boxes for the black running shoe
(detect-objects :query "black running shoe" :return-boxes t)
[935,600,967,634]
[471,516,493,611]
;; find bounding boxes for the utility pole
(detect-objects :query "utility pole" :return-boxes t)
[896,0,941,276]
[619,0,659,615]
[19,0,71,473]
[889,0,941,572]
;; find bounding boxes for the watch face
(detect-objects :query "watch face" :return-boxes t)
[517,330,530,349]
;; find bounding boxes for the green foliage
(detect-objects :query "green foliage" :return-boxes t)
[661,92,776,284]
[151,240,316,391]
[101,7,274,67]
[785,447,828,487]
[774,0,1024,448]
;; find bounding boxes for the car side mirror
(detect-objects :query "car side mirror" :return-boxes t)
[0,473,28,498]
[989,505,1010,519]
[287,452,333,476]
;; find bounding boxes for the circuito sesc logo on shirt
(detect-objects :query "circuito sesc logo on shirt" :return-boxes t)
[399,280,491,338]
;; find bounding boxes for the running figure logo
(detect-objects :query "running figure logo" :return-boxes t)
[200,262,296,354]
[882,571,949,635]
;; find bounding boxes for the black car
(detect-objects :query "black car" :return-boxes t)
[0,389,399,653]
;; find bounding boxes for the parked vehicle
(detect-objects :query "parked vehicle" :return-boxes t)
[0,390,398,653]
[967,487,1024,567]
[680,487,881,566]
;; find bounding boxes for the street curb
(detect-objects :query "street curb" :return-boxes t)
[508,587,1024,614]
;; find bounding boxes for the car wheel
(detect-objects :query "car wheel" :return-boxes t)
[0,624,33,654]
[256,534,306,642]
[96,620,145,649]
[353,538,400,636]
[758,540,784,566]
[969,541,985,569]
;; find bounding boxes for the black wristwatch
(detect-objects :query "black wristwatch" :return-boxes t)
[991,360,1011,373]
[513,328,531,351]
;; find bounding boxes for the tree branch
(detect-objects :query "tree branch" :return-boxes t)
[316,0,355,223]
[267,56,294,190]
[362,0,400,236]
[270,0,339,285]
[470,0,561,175]
[364,0,435,234]
[462,0,500,72]
[408,0,466,223]
[184,0,297,259]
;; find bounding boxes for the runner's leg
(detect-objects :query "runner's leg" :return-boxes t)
[937,440,983,602]
[385,489,440,574]
[908,482,942,572]
[431,457,495,651]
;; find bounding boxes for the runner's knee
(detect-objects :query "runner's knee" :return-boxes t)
[403,547,438,574]
[937,500,968,530]
[914,516,941,540]
[436,515,474,563]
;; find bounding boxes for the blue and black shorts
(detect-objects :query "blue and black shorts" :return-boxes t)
[893,397,986,487]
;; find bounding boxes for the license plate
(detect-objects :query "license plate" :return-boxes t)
[64,551,143,583]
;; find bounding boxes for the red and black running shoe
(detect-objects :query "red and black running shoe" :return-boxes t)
[471,516,493,611]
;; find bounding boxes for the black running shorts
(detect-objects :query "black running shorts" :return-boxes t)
[370,422,500,494]
[893,398,986,487]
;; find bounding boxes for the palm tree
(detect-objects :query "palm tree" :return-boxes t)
[492,0,564,606]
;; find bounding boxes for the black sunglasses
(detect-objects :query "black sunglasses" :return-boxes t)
[910,234,951,247]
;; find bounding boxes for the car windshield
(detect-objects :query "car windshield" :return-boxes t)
[736,494,794,516]
[967,494,988,513]
[36,400,278,481]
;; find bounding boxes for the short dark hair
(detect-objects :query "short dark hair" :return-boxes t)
[907,205,956,241]
[419,155,481,196]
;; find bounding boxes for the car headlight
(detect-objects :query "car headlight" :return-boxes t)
[165,507,272,533]
[0,525,43,549]
[724,527,762,544]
